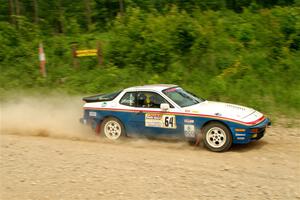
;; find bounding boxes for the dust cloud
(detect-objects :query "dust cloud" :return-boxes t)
[0,94,191,150]
[0,94,96,141]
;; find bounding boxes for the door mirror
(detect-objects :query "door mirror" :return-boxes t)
[160,103,170,111]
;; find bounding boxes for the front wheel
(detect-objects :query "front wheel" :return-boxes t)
[203,122,232,152]
[101,117,125,140]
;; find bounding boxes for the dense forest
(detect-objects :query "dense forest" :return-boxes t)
[0,0,299,116]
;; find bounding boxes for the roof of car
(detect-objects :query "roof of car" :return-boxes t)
[125,84,178,92]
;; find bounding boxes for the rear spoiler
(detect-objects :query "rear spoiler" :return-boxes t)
[82,94,108,103]
[82,90,122,103]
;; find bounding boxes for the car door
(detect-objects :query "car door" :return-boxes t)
[129,91,181,138]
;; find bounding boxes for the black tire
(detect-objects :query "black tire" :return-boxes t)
[100,117,125,140]
[202,122,232,152]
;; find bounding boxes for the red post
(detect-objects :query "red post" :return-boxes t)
[39,42,46,77]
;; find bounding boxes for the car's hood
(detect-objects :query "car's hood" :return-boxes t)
[184,101,264,124]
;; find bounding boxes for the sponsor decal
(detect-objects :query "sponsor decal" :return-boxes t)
[89,111,97,117]
[184,119,194,123]
[185,109,191,113]
[235,133,246,136]
[184,124,195,137]
[191,110,199,114]
[235,128,246,132]
[101,102,107,107]
[145,113,176,129]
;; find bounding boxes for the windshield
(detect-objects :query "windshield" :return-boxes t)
[163,87,204,107]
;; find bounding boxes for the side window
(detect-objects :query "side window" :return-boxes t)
[136,92,170,108]
[120,92,136,107]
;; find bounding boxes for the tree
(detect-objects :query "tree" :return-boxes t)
[33,0,39,24]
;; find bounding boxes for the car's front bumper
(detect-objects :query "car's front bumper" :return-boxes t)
[233,118,271,144]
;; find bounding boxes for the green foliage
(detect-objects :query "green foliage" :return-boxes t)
[0,2,300,117]
[104,6,300,115]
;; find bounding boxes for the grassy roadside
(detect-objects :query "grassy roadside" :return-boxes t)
[1,7,299,119]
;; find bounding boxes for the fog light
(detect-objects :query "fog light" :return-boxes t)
[252,133,257,138]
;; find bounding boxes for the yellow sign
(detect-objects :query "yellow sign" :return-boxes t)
[76,49,98,57]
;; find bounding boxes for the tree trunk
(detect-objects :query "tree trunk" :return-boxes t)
[33,0,39,24]
[14,0,21,28]
[58,0,65,33]
[84,0,92,31]
[15,0,20,16]
[8,0,16,25]
[119,0,124,16]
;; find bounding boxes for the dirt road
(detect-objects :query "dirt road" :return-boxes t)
[0,96,299,200]
[0,124,299,200]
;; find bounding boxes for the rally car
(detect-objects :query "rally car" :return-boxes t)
[80,84,271,152]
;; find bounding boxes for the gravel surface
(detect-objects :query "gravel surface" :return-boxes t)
[0,96,299,200]
[1,124,299,200]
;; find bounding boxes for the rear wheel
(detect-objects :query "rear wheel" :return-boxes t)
[101,117,125,140]
[203,122,232,152]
